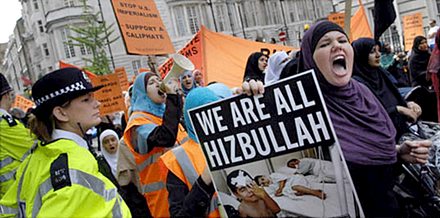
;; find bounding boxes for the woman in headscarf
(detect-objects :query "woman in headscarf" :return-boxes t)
[296,20,431,217]
[98,129,120,184]
[409,36,432,87]
[193,69,204,87]
[180,70,196,96]
[352,37,422,141]
[242,21,431,217]
[264,51,290,85]
[427,28,440,122]
[242,52,268,83]
[123,72,188,217]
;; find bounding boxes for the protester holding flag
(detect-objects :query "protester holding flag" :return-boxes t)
[352,37,421,141]
[0,68,131,217]
[427,28,440,122]
[242,52,268,84]
[123,72,188,218]
[409,36,432,87]
[0,73,35,199]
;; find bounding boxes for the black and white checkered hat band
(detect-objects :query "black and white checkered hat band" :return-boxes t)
[34,81,86,106]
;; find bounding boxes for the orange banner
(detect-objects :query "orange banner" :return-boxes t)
[115,67,130,91]
[328,5,372,41]
[59,60,97,79]
[403,12,423,51]
[111,0,175,55]
[350,5,373,41]
[90,73,125,115]
[12,95,35,112]
[158,26,295,88]
[328,12,345,28]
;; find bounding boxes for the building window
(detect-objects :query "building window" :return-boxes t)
[61,29,76,58]
[215,4,227,32]
[37,20,44,33]
[173,6,187,36]
[80,44,92,55]
[64,0,75,7]
[267,1,281,25]
[132,60,141,75]
[42,43,50,56]
[33,0,39,10]
[187,5,200,34]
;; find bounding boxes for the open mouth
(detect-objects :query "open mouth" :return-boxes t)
[333,57,346,70]
[332,55,348,76]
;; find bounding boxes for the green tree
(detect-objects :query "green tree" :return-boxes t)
[66,0,118,75]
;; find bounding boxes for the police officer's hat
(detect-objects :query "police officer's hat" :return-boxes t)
[0,73,12,97]
[32,68,102,119]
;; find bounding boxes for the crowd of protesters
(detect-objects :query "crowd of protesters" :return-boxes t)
[1,15,439,218]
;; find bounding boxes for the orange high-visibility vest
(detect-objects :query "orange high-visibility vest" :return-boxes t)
[124,111,188,218]
[160,139,220,217]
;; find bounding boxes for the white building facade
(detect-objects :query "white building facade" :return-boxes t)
[3,0,334,93]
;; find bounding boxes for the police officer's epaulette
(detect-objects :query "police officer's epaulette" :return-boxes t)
[1,114,17,127]
[50,153,71,191]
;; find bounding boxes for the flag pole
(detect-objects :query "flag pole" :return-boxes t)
[344,0,353,39]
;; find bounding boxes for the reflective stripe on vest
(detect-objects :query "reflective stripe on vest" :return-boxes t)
[0,169,16,183]
[112,195,123,218]
[0,140,34,171]
[136,152,162,172]
[173,146,198,185]
[136,136,189,173]
[0,157,13,169]
[29,169,119,217]
[128,112,154,124]
[141,181,166,193]
[0,204,18,214]
[173,146,219,213]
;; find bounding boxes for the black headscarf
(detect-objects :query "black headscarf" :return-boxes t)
[352,38,409,140]
[298,21,396,165]
[409,36,431,87]
[242,52,267,83]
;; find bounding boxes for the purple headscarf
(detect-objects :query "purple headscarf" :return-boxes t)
[298,21,397,165]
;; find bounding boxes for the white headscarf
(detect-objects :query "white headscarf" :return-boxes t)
[264,51,289,85]
[99,129,120,177]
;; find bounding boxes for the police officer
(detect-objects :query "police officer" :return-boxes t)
[0,73,35,198]
[0,68,131,217]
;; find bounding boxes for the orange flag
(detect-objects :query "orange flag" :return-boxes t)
[328,5,372,41]
[350,4,373,41]
[59,60,97,79]
[158,26,295,88]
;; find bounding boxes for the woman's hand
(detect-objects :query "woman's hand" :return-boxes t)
[242,79,264,96]
[397,140,431,164]
[407,101,422,117]
[164,78,181,95]
[396,105,418,123]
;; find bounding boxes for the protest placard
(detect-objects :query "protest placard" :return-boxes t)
[12,95,34,112]
[111,0,175,55]
[403,13,423,51]
[114,67,130,91]
[91,73,125,115]
[188,70,360,217]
